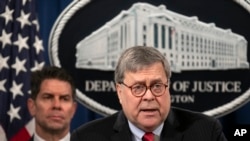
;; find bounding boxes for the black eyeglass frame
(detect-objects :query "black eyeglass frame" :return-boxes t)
[120,81,168,97]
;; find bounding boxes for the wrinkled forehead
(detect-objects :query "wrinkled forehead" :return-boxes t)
[123,62,168,79]
[125,61,163,72]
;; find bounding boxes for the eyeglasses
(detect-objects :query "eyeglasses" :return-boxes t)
[120,82,168,97]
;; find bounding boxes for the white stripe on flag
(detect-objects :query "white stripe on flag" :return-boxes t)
[0,125,7,141]
[25,118,35,137]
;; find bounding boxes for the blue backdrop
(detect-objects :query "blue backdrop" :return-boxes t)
[36,0,103,131]
[36,0,250,138]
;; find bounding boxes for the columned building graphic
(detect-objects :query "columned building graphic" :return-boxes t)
[75,2,249,72]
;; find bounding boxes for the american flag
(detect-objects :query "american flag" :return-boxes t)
[0,0,45,140]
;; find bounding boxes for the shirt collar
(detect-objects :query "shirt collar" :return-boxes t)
[34,132,70,141]
[128,120,163,141]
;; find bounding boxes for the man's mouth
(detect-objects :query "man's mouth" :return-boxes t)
[48,115,63,120]
[141,109,158,113]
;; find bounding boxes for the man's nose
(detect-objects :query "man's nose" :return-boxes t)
[143,88,155,100]
[52,98,61,109]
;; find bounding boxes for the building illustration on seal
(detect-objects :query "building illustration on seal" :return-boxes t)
[75,2,249,72]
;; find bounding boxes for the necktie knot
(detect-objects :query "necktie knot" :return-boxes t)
[142,132,154,141]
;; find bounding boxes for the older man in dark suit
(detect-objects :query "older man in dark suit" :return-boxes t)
[71,46,227,141]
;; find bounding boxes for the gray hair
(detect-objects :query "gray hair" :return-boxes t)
[114,46,171,83]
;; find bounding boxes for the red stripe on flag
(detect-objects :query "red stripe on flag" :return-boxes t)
[10,127,31,141]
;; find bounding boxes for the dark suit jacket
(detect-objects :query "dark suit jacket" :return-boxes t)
[29,136,34,141]
[70,107,227,141]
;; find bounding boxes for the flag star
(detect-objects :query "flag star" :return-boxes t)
[7,104,21,123]
[0,29,12,47]
[32,19,40,31]
[33,36,44,54]
[10,81,24,100]
[22,0,28,5]
[12,57,27,76]
[0,79,7,92]
[0,6,14,25]
[31,61,45,72]
[16,10,31,28]
[0,54,9,70]
[13,34,29,52]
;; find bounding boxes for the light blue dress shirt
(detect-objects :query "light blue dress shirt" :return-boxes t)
[128,120,163,141]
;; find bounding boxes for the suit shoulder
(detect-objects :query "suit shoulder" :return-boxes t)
[171,107,219,124]
[72,112,118,133]
[71,112,121,141]
[169,107,227,140]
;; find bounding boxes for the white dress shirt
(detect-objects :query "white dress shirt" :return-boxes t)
[33,131,70,141]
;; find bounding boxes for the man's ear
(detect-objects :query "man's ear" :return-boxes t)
[27,98,36,116]
[116,83,123,104]
[71,102,77,119]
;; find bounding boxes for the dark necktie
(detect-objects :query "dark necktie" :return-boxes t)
[142,132,154,141]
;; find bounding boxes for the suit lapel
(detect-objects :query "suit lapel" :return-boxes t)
[111,110,184,141]
[160,124,183,141]
[160,109,184,141]
[29,135,34,141]
[111,111,133,141]
[111,128,132,141]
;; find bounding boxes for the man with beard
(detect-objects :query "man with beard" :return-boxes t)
[27,66,77,141]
